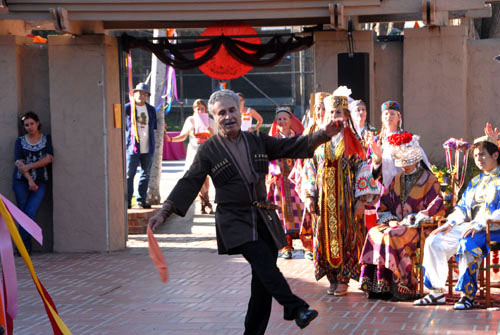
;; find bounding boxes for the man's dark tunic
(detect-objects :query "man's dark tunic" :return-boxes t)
[168,130,330,254]
[166,129,330,334]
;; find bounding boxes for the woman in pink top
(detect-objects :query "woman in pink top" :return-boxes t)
[166,99,216,213]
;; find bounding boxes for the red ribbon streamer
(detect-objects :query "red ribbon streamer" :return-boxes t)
[147,226,168,283]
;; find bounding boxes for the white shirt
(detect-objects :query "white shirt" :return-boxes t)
[241,107,253,131]
[136,104,149,154]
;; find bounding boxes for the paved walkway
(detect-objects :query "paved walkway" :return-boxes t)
[13,161,500,335]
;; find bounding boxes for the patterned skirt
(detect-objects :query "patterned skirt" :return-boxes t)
[267,178,304,234]
[359,224,419,298]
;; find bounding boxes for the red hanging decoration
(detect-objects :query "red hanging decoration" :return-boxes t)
[194,23,261,80]
[344,127,366,160]
[493,250,499,273]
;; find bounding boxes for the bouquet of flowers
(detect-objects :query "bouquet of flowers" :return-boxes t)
[387,132,413,146]
[442,137,470,193]
[430,165,455,215]
[442,138,470,151]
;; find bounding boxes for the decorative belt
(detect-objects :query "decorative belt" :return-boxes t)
[252,201,280,210]
[217,201,279,210]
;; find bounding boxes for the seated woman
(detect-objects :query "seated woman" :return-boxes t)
[359,132,444,301]
[415,135,500,310]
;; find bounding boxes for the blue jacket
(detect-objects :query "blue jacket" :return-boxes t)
[125,102,157,155]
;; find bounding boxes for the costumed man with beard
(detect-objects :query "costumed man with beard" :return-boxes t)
[149,89,343,334]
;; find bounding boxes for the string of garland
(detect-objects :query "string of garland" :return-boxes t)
[121,33,313,70]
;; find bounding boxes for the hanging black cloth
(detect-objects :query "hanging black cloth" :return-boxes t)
[121,33,314,71]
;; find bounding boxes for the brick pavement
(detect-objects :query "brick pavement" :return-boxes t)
[14,226,500,335]
[12,161,500,334]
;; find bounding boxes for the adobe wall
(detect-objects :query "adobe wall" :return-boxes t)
[20,43,53,251]
[467,39,500,139]
[0,36,22,201]
[48,35,125,252]
[403,26,469,164]
[314,25,500,165]
[373,40,403,130]
[314,30,376,124]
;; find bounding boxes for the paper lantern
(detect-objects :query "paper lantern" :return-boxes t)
[194,23,261,80]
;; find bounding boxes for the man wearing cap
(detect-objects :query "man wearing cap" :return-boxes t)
[125,82,157,209]
[415,135,500,309]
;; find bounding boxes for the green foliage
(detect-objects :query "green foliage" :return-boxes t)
[430,164,454,215]
[430,159,481,216]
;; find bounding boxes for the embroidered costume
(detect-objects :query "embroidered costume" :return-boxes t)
[348,99,377,150]
[422,166,500,298]
[370,101,431,189]
[302,89,365,287]
[418,135,500,309]
[360,132,443,300]
[267,130,312,256]
[359,167,443,299]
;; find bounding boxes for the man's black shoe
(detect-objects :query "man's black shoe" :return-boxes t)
[295,308,318,329]
[139,201,151,209]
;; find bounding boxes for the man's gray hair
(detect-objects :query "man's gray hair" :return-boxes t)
[207,89,241,115]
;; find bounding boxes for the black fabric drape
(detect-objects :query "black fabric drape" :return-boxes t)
[121,33,313,71]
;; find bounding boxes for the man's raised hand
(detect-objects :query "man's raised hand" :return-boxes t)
[322,120,343,138]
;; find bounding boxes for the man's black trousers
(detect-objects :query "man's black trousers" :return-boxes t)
[232,218,308,335]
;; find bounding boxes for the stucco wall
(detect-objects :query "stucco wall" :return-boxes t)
[48,35,125,252]
[104,37,127,250]
[314,30,375,126]
[467,39,500,139]
[373,39,403,130]
[403,26,469,164]
[0,36,22,201]
[21,43,53,251]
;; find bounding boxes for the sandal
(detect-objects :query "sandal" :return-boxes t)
[304,251,314,261]
[281,250,292,259]
[453,296,474,310]
[334,283,349,296]
[413,292,445,306]
[327,282,337,295]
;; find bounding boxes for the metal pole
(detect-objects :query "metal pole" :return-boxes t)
[117,38,128,243]
[299,50,306,118]
[241,75,279,107]
[291,54,296,110]
[180,70,185,124]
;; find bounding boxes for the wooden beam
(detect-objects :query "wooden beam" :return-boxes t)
[50,7,71,33]
[434,0,487,11]
[0,0,494,29]
[329,3,348,30]
[358,13,421,23]
[423,0,448,26]
[340,0,381,6]
[449,7,492,19]
[104,18,331,30]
